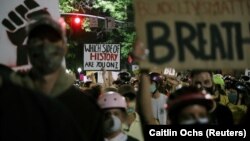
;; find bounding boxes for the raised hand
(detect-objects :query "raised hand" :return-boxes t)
[2,0,50,66]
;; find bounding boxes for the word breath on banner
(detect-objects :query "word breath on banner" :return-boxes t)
[83,44,121,71]
[134,0,250,69]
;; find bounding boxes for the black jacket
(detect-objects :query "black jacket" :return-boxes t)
[211,103,234,125]
[10,68,104,141]
[0,79,85,141]
[56,86,104,141]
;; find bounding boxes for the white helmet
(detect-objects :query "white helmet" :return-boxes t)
[98,91,127,109]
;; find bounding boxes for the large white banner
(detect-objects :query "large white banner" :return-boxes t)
[0,0,60,69]
[83,44,121,71]
[134,0,250,69]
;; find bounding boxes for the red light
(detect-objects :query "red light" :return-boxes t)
[74,17,81,24]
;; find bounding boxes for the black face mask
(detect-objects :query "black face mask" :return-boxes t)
[28,39,64,76]
[205,86,214,95]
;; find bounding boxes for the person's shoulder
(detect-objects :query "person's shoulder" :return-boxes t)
[1,79,72,122]
[2,78,66,112]
[0,79,85,141]
[63,85,95,99]
[58,85,101,109]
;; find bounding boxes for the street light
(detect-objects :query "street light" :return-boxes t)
[74,17,81,24]
[77,67,82,74]
[77,67,82,81]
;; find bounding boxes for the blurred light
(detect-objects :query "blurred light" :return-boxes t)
[77,67,82,73]
[66,69,70,74]
[74,17,81,24]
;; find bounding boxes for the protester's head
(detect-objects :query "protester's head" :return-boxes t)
[149,72,161,94]
[104,86,118,93]
[118,84,136,100]
[98,91,127,121]
[118,84,137,114]
[26,15,66,76]
[115,71,131,86]
[160,75,167,86]
[130,77,139,92]
[190,70,215,95]
[167,86,215,125]
[98,92,127,134]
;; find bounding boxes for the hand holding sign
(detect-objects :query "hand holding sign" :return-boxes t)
[132,38,148,63]
[1,0,49,66]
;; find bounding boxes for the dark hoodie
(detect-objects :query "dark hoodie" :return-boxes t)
[0,78,85,141]
[10,68,104,141]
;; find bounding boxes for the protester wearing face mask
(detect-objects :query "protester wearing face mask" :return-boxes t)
[118,84,144,141]
[98,91,139,141]
[190,70,234,125]
[149,72,168,125]
[10,15,104,140]
[167,86,216,125]
[113,72,131,88]
[190,70,229,105]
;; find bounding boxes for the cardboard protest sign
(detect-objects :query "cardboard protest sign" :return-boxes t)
[134,0,250,69]
[97,71,119,84]
[0,0,61,70]
[83,44,121,71]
